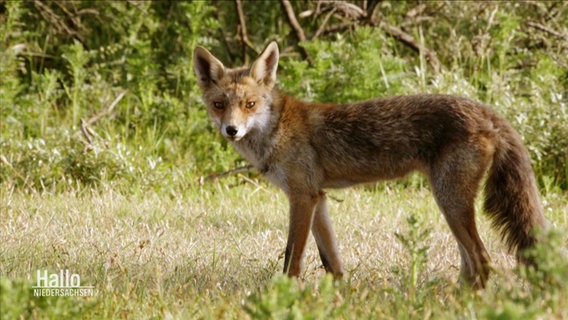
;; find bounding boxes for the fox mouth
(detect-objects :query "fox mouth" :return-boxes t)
[226,135,241,142]
[223,132,245,142]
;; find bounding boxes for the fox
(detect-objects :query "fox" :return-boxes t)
[193,41,548,289]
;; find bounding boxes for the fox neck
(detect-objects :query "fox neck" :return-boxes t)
[229,89,283,169]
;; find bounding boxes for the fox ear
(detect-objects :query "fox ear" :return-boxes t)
[250,41,279,88]
[193,46,225,89]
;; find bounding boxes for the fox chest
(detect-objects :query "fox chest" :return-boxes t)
[231,138,289,192]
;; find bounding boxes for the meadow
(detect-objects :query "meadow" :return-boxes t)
[2,181,567,319]
[1,1,567,319]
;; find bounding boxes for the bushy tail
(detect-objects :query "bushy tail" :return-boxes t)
[483,117,547,260]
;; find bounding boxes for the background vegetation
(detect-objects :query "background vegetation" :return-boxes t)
[1,1,567,319]
[1,0,567,192]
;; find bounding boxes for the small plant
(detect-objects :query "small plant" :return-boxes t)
[476,229,568,320]
[518,230,568,310]
[394,215,432,305]
[61,41,90,128]
[243,275,344,320]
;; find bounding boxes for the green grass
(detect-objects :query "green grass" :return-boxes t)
[1,180,567,319]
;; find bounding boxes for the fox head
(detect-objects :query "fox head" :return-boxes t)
[193,42,279,141]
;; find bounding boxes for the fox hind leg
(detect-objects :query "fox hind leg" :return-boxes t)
[432,179,491,288]
[429,147,493,288]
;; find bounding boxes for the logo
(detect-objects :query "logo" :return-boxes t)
[33,269,95,297]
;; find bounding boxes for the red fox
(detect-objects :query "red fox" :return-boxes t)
[193,41,547,288]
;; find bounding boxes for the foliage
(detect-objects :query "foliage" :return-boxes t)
[393,215,432,306]
[0,1,240,192]
[477,229,568,320]
[244,275,345,319]
[1,1,567,192]
[280,28,410,102]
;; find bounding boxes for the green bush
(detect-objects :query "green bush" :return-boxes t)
[1,1,566,192]
[280,28,411,102]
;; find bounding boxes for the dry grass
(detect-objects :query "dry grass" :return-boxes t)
[1,180,567,319]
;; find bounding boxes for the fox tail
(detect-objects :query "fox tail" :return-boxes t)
[483,117,548,261]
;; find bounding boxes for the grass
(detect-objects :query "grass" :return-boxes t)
[1,179,567,319]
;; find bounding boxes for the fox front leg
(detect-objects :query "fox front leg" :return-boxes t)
[311,191,344,278]
[283,193,319,277]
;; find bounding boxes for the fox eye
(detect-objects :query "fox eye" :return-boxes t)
[246,101,255,109]
[213,102,224,109]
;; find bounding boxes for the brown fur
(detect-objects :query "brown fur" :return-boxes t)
[193,42,548,289]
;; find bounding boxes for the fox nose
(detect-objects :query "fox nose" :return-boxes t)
[225,126,238,137]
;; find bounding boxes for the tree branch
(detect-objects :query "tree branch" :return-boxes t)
[311,2,444,72]
[80,119,93,146]
[312,7,337,39]
[320,21,354,35]
[85,90,127,126]
[280,0,312,63]
[201,165,255,183]
[234,0,257,64]
[377,21,444,72]
[77,90,127,150]
[527,21,568,42]
[281,0,306,41]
